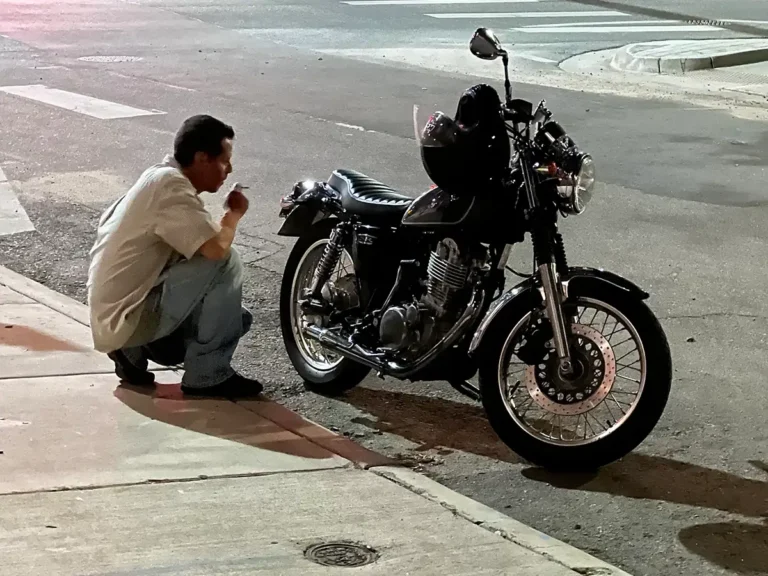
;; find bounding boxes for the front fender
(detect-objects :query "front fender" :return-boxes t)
[468,267,649,356]
[277,180,341,237]
[563,266,649,300]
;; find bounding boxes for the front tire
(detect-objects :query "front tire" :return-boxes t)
[478,282,672,471]
[279,221,371,396]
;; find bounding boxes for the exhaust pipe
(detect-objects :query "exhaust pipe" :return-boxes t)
[303,324,385,371]
[302,287,485,378]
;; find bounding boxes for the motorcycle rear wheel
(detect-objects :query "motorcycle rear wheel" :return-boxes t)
[279,221,371,396]
[478,282,672,471]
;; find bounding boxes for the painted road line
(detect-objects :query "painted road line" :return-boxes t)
[515,23,723,33]
[521,19,681,27]
[344,0,539,5]
[426,10,624,18]
[0,85,165,120]
[516,54,557,63]
[0,167,35,236]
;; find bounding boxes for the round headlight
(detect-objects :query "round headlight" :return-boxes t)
[572,154,595,214]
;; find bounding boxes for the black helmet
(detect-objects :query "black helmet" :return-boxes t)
[419,83,511,194]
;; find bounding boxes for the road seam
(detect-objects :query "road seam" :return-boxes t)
[0,466,355,498]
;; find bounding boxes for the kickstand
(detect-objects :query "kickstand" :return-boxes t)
[448,379,482,402]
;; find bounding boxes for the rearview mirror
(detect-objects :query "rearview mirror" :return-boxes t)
[470,28,506,60]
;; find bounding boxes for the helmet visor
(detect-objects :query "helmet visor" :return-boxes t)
[413,105,458,149]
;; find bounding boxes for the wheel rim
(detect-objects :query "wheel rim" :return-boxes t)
[289,239,354,372]
[497,297,647,447]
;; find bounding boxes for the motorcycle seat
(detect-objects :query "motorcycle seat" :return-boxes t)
[328,169,413,224]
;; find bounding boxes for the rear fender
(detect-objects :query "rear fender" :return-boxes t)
[468,267,649,356]
[277,180,342,237]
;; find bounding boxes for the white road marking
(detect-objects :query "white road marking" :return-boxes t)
[344,0,539,5]
[0,167,35,236]
[0,84,165,120]
[517,54,557,63]
[336,122,366,131]
[521,19,677,27]
[516,23,723,33]
[715,19,768,24]
[426,10,624,18]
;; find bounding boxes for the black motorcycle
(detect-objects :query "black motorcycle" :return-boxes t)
[276,28,672,470]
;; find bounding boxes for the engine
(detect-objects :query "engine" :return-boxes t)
[379,238,487,356]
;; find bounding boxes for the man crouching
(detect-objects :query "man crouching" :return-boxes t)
[87,114,262,397]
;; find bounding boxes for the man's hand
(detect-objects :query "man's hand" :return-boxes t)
[225,183,250,216]
[199,184,248,261]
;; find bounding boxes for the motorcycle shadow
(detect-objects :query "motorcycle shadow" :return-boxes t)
[343,387,767,519]
[678,520,768,575]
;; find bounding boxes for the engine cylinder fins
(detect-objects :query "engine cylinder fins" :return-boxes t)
[427,253,469,290]
[426,237,472,311]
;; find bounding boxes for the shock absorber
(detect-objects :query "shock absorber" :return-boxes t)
[553,232,568,274]
[309,224,347,298]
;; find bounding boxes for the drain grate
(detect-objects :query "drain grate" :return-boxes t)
[304,541,379,567]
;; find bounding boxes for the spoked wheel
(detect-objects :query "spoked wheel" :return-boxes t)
[479,283,672,470]
[279,222,370,396]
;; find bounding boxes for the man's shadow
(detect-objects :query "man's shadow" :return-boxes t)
[114,382,334,460]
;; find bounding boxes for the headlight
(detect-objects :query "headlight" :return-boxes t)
[556,153,595,215]
[574,154,595,213]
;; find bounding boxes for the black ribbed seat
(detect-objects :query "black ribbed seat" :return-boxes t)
[328,169,413,224]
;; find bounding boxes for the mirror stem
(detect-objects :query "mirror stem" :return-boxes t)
[502,54,512,104]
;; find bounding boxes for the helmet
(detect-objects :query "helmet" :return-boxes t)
[418,84,511,195]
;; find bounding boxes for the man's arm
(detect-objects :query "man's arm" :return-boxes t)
[197,187,249,260]
[197,209,241,260]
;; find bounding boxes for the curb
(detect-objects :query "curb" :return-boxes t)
[0,264,90,326]
[612,43,768,75]
[236,399,400,469]
[374,466,633,576]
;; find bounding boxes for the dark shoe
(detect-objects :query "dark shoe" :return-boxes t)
[108,351,155,387]
[181,373,263,398]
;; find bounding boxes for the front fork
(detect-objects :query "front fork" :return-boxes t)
[539,259,573,375]
[519,155,574,376]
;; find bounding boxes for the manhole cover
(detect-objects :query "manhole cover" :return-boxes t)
[304,541,379,567]
[77,56,143,63]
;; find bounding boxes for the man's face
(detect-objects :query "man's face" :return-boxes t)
[197,138,233,193]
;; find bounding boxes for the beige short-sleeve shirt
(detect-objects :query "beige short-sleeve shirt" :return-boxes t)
[87,155,221,352]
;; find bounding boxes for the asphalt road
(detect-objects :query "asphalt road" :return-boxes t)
[140,0,765,65]
[1,2,767,576]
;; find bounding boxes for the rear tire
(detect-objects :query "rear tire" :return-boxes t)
[279,221,370,396]
[478,282,672,471]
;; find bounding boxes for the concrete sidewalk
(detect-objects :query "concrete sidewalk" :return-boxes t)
[0,265,631,575]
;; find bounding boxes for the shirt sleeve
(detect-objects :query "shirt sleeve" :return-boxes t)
[152,177,222,260]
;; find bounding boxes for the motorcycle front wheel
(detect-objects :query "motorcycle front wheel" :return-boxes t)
[478,281,672,471]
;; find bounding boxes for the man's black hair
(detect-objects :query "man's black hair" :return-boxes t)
[173,114,235,167]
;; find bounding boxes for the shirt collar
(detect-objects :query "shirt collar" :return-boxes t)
[163,154,181,170]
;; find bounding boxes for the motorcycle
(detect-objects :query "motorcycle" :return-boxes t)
[276,28,672,470]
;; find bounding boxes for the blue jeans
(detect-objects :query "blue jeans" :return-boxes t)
[119,247,253,388]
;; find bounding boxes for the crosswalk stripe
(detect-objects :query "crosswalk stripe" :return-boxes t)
[0,167,35,237]
[426,10,624,18]
[344,0,539,5]
[523,19,678,27]
[0,85,165,120]
[515,24,723,33]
